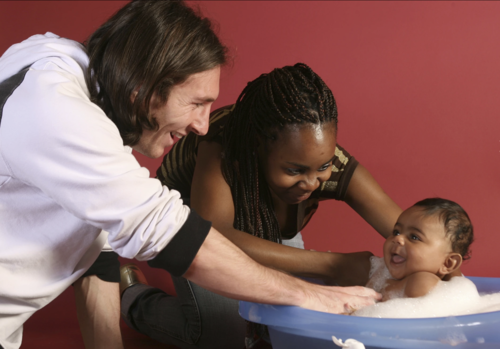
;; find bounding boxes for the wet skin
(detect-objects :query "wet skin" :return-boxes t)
[383,206,455,280]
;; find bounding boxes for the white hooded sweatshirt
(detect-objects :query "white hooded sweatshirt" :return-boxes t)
[0,33,209,349]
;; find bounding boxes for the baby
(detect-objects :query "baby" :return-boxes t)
[366,197,474,301]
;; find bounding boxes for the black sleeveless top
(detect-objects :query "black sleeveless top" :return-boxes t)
[158,104,359,234]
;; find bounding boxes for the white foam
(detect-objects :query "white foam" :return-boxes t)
[354,257,500,318]
[365,256,391,293]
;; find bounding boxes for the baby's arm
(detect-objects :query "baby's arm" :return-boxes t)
[404,271,441,298]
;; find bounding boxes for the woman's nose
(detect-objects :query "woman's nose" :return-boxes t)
[301,175,321,192]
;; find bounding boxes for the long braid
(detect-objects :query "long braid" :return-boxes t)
[222,63,338,243]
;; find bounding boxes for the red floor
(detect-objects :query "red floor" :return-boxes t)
[21,260,180,349]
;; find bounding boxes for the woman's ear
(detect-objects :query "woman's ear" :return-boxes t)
[439,253,463,277]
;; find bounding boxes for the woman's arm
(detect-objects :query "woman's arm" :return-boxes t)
[184,226,381,313]
[344,164,403,238]
[189,141,370,286]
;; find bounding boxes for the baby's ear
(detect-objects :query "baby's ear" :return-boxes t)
[439,253,462,277]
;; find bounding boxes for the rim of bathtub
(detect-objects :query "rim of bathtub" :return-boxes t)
[239,276,500,348]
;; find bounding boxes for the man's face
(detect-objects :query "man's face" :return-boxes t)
[133,66,220,158]
[383,206,453,280]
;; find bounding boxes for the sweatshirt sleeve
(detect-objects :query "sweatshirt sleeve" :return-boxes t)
[148,209,211,276]
[0,60,200,262]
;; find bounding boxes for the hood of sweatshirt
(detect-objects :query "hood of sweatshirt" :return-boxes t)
[0,32,88,85]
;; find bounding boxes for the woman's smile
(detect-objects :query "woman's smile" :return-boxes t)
[260,122,337,206]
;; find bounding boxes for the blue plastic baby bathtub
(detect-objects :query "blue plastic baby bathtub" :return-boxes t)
[239,277,500,349]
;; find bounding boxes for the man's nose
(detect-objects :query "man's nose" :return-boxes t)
[189,108,210,136]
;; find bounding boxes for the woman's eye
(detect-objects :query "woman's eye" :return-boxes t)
[286,168,301,175]
[318,163,331,171]
[195,103,203,107]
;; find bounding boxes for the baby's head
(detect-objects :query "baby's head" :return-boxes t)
[383,198,474,281]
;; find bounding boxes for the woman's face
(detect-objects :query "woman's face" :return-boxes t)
[259,122,337,205]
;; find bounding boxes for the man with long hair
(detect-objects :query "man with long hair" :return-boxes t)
[0,2,379,348]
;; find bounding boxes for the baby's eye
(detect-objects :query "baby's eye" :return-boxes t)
[410,234,420,241]
[392,230,400,236]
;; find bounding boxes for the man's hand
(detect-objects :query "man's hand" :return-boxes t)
[300,283,381,314]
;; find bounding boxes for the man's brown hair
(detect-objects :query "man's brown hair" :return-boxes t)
[85,0,227,146]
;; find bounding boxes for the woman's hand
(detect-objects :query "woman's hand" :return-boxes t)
[326,251,373,287]
[306,250,372,286]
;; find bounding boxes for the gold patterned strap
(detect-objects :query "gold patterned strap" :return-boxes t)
[318,143,359,200]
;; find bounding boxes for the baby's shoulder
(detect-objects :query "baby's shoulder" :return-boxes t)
[404,271,441,298]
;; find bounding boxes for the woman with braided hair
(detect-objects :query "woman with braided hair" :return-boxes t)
[119,63,402,348]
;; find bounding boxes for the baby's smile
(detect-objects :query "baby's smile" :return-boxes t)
[391,253,405,264]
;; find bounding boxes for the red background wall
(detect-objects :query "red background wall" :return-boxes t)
[1,1,499,345]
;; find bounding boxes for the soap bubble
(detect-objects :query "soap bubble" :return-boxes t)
[354,257,500,319]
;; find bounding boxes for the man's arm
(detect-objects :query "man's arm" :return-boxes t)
[184,226,381,313]
[74,276,124,349]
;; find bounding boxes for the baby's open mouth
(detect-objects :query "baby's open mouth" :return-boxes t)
[391,254,405,264]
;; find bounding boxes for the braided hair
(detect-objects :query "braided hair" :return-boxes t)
[222,63,338,243]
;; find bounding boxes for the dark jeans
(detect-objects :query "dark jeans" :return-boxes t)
[121,233,304,349]
[122,275,246,349]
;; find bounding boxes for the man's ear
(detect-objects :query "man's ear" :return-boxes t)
[439,253,462,277]
[131,89,139,103]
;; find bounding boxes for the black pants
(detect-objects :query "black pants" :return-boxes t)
[121,275,246,349]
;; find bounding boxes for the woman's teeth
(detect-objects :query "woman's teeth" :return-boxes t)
[171,132,184,139]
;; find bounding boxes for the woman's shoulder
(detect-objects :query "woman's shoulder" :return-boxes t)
[156,104,235,196]
[199,104,236,143]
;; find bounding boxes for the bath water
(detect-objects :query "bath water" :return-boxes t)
[353,257,500,318]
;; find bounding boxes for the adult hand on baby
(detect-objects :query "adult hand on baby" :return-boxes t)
[300,283,381,314]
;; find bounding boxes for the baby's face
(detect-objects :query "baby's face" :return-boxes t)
[383,206,453,280]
